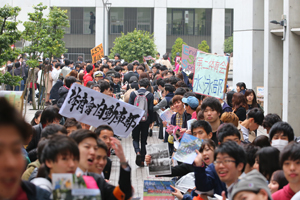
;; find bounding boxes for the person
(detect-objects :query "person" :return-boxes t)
[243,144,260,175]
[253,135,271,148]
[83,65,93,86]
[268,170,288,194]
[269,121,294,152]
[31,110,42,126]
[231,169,272,200]
[123,64,138,84]
[238,108,264,143]
[129,78,154,167]
[182,96,199,119]
[217,123,241,145]
[236,82,246,94]
[69,129,133,200]
[63,118,82,135]
[94,71,104,82]
[89,139,108,178]
[0,97,51,199]
[232,92,248,121]
[191,120,213,140]
[112,72,121,94]
[51,63,61,86]
[220,112,239,127]
[57,76,77,108]
[219,98,233,114]
[272,142,300,200]
[159,54,173,70]
[253,146,280,182]
[200,97,223,145]
[245,89,261,111]
[44,65,53,105]
[262,113,282,134]
[100,64,109,77]
[89,11,95,34]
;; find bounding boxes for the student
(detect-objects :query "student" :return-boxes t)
[219,98,233,114]
[238,108,264,143]
[220,112,239,127]
[112,72,121,94]
[231,169,272,200]
[69,129,133,200]
[268,170,288,194]
[253,146,280,182]
[182,96,199,118]
[201,97,223,145]
[90,139,108,178]
[57,76,77,108]
[236,82,246,94]
[253,135,271,148]
[83,65,93,86]
[244,89,261,111]
[262,113,282,134]
[272,142,300,200]
[64,118,82,136]
[269,121,294,152]
[232,92,248,121]
[191,120,213,140]
[243,144,260,175]
[31,110,42,126]
[217,123,241,145]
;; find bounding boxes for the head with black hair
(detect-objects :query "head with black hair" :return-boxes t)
[92,84,100,92]
[199,139,216,165]
[86,81,94,88]
[269,121,294,149]
[138,78,150,88]
[64,118,82,135]
[160,65,168,72]
[127,64,134,71]
[269,170,288,194]
[86,65,93,74]
[100,64,109,74]
[89,138,108,175]
[201,97,222,126]
[183,92,196,98]
[69,129,98,172]
[95,125,114,150]
[40,105,61,127]
[253,146,280,181]
[55,63,61,69]
[175,81,187,88]
[164,83,175,94]
[100,81,111,96]
[217,123,241,145]
[169,76,177,86]
[41,134,79,177]
[41,124,67,138]
[226,91,235,107]
[262,113,282,134]
[31,110,42,126]
[191,120,212,140]
[243,144,260,173]
[174,87,186,96]
[157,78,165,90]
[252,135,271,148]
[236,82,246,92]
[214,141,246,186]
[64,76,77,88]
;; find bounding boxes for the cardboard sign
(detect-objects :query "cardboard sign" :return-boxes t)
[193,52,229,99]
[59,83,144,138]
[257,86,264,97]
[143,55,154,61]
[181,44,204,72]
[91,43,104,64]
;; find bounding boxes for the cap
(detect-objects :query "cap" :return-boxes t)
[94,71,103,77]
[182,96,199,109]
[231,170,272,200]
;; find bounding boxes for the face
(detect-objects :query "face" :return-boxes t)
[0,126,25,199]
[113,77,120,84]
[34,115,41,125]
[222,135,241,145]
[78,137,98,172]
[248,118,259,131]
[202,145,214,165]
[46,153,78,178]
[114,56,118,60]
[66,126,78,136]
[253,156,259,171]
[192,127,212,140]
[103,68,109,74]
[90,148,107,175]
[137,69,143,75]
[247,93,254,102]
[236,86,241,92]
[233,191,268,200]
[93,87,100,92]
[98,130,114,150]
[95,77,102,82]
[272,132,289,141]
[215,153,243,186]
[283,159,300,185]
[203,106,220,123]
[152,67,157,74]
[173,100,184,113]
[268,175,279,194]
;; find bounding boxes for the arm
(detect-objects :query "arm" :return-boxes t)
[153,98,167,112]
[128,91,135,105]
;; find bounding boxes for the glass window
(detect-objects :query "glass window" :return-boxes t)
[62,7,71,34]
[225,9,233,37]
[167,9,172,35]
[110,8,124,34]
[83,8,95,34]
[194,9,206,35]
[183,10,194,35]
[137,8,151,32]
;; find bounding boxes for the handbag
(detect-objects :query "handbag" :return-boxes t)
[123,84,135,103]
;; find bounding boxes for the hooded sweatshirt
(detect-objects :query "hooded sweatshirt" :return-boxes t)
[57,86,69,108]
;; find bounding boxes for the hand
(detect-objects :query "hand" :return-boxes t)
[194,149,203,167]
[170,185,183,200]
[121,85,127,90]
[162,121,168,127]
[221,191,226,200]
[110,137,126,163]
[145,155,152,166]
[186,129,191,135]
[180,128,186,134]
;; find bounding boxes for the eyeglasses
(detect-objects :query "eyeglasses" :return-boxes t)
[214,159,236,166]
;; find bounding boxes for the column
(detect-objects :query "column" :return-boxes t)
[95,6,104,48]
[154,0,167,55]
[211,8,225,55]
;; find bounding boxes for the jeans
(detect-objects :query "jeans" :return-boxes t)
[132,122,149,161]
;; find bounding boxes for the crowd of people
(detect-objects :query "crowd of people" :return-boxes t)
[1,53,300,200]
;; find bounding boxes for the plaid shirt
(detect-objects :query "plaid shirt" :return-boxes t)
[176,112,183,128]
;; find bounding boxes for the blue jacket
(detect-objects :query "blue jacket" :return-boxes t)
[222,102,232,114]
[165,92,174,108]
[194,163,227,196]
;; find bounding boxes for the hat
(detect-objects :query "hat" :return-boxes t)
[182,96,199,109]
[94,71,103,77]
[231,170,272,200]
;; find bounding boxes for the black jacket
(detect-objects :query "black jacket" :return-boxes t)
[57,86,69,108]
[50,79,63,102]
[123,71,138,84]
[26,124,42,153]
[103,157,112,180]
[21,181,51,200]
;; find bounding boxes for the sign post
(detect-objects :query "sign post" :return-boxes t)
[90,43,104,64]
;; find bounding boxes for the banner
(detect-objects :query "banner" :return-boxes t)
[181,44,204,72]
[91,43,104,64]
[143,55,154,61]
[59,83,144,138]
[193,52,229,99]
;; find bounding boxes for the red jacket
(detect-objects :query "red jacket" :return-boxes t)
[83,73,93,86]
[272,184,295,200]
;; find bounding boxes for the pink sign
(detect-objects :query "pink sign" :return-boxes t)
[181,44,204,72]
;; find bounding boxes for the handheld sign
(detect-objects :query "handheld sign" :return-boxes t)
[193,52,229,99]
[181,44,204,72]
[90,43,104,64]
[59,83,144,138]
[143,55,154,61]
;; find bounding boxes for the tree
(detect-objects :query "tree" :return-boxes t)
[109,29,157,63]
[171,37,186,65]
[198,40,209,53]
[224,36,233,53]
[0,72,22,89]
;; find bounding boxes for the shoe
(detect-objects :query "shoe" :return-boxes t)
[149,129,153,137]
[135,153,142,166]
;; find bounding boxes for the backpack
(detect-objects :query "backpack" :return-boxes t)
[134,90,150,122]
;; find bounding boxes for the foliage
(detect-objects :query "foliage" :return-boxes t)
[198,40,210,53]
[171,37,187,65]
[0,4,22,65]
[224,36,233,53]
[0,72,22,86]
[109,29,157,63]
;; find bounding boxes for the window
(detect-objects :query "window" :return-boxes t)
[137,8,151,32]
[225,9,234,38]
[110,8,124,34]
[63,7,71,34]
[83,8,95,34]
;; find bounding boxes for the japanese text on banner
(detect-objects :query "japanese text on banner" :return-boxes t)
[59,83,144,138]
[90,43,104,64]
[192,52,229,99]
[181,44,205,72]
